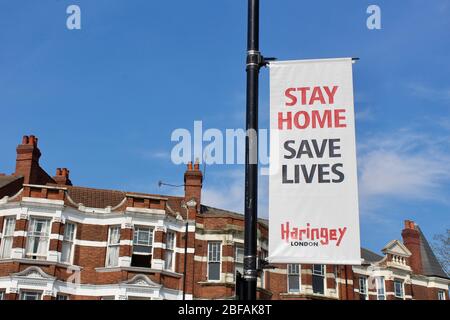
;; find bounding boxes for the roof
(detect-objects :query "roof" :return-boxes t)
[63,185,184,217]
[200,205,268,227]
[66,186,126,208]
[0,175,23,198]
[361,247,384,263]
[417,226,448,278]
[0,175,21,189]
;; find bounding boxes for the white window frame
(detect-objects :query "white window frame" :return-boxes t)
[56,294,69,300]
[0,216,16,259]
[164,231,175,271]
[334,266,339,298]
[394,279,404,299]
[287,264,301,293]
[61,222,76,264]
[438,290,445,300]
[359,276,368,300]
[26,217,51,260]
[312,264,326,295]
[376,276,386,300]
[106,226,121,267]
[0,291,4,300]
[234,245,244,280]
[207,241,222,282]
[258,249,268,289]
[19,290,42,300]
[132,226,154,268]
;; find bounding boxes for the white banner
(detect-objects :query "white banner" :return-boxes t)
[268,58,361,265]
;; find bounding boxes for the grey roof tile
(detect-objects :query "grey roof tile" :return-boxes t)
[417,226,448,279]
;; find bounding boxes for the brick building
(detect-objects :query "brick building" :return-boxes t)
[0,135,448,300]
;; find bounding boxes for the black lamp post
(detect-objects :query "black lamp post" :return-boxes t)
[243,0,261,301]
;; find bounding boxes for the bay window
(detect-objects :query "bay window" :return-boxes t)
[61,222,76,264]
[164,231,175,271]
[0,217,16,259]
[207,241,221,281]
[26,218,50,260]
[131,226,153,268]
[287,264,301,293]
[106,226,121,267]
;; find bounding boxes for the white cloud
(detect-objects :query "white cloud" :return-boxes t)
[139,150,170,160]
[407,83,450,102]
[358,129,450,205]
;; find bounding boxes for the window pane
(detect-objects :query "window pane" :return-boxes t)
[288,264,299,275]
[394,281,403,297]
[4,217,16,236]
[166,232,175,250]
[133,245,152,254]
[208,262,220,280]
[61,241,72,263]
[376,277,385,300]
[106,246,119,267]
[165,250,173,270]
[64,223,75,241]
[288,275,300,293]
[235,247,244,263]
[313,264,324,275]
[20,291,41,300]
[312,275,325,294]
[109,226,121,244]
[0,237,12,259]
[138,231,149,243]
[26,218,50,259]
[208,242,221,262]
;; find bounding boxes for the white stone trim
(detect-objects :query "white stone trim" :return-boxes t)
[22,197,65,207]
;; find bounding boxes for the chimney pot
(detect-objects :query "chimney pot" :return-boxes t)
[29,135,36,145]
[194,158,200,170]
[22,136,29,144]
[187,161,193,171]
[56,168,62,176]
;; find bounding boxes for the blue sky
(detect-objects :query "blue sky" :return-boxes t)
[0,0,449,254]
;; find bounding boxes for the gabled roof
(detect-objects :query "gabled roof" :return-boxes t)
[417,226,448,279]
[382,239,412,257]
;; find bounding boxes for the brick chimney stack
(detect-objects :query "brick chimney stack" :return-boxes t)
[53,168,73,186]
[184,159,203,215]
[15,135,42,184]
[401,220,423,274]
